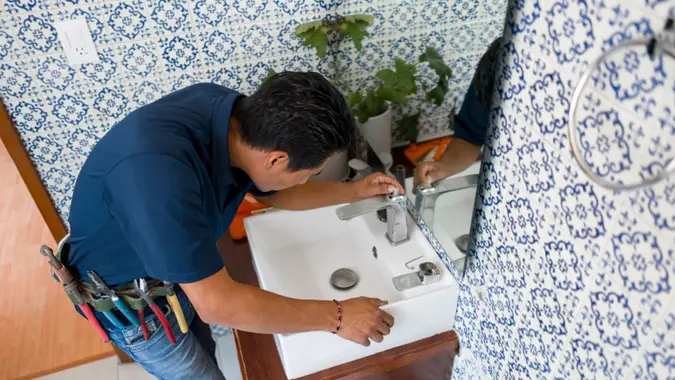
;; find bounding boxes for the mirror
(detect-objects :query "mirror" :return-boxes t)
[398,7,508,276]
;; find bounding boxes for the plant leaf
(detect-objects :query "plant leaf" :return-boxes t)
[347,91,362,110]
[355,90,386,123]
[295,20,323,35]
[338,14,373,50]
[296,23,330,58]
[420,47,452,80]
[426,75,448,106]
[261,68,278,84]
[377,85,408,104]
[375,69,396,85]
[394,59,417,95]
[398,113,421,143]
[342,22,369,50]
[375,60,416,105]
[342,14,375,24]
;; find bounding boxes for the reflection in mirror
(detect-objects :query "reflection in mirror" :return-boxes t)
[401,24,506,276]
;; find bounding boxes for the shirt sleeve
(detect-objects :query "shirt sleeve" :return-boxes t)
[102,154,224,283]
[453,76,489,147]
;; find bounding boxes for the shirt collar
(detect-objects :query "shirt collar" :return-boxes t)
[211,91,243,190]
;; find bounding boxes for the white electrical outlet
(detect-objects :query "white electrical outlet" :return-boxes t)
[54,18,100,65]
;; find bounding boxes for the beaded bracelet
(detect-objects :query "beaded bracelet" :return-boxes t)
[331,300,342,334]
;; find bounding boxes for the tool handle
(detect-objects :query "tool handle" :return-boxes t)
[138,309,150,341]
[113,296,140,327]
[102,310,125,329]
[79,303,109,343]
[150,304,176,345]
[166,294,189,334]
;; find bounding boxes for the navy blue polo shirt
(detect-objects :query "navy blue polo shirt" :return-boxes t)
[453,76,488,147]
[67,83,271,289]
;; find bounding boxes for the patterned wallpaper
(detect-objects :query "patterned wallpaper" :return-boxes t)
[454,0,675,379]
[0,0,506,220]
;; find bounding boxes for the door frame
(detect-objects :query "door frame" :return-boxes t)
[0,102,132,363]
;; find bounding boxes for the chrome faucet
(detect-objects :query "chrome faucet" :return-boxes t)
[336,191,410,246]
[414,174,480,227]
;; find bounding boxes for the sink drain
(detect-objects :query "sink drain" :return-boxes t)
[330,268,359,291]
[455,234,470,253]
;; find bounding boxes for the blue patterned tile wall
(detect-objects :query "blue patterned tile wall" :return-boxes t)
[454,0,675,379]
[0,0,507,221]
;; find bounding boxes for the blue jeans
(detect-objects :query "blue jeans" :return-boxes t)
[106,291,226,380]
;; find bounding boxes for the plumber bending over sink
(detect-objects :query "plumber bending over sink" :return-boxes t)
[64,72,403,379]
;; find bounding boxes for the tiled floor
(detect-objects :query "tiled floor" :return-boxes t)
[37,332,243,380]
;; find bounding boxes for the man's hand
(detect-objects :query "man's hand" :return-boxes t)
[415,161,454,188]
[337,297,395,346]
[351,172,405,202]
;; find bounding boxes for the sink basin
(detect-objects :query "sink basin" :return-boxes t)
[405,162,481,263]
[244,204,459,379]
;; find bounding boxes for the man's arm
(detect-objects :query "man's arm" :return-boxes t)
[103,155,394,346]
[415,138,482,187]
[181,267,394,346]
[256,172,404,211]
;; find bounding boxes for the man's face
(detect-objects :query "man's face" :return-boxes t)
[250,153,330,192]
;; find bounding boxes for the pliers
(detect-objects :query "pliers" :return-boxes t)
[163,281,188,334]
[134,278,176,344]
[87,270,140,327]
[40,245,109,343]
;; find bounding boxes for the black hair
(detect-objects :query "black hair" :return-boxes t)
[474,36,503,107]
[233,71,354,171]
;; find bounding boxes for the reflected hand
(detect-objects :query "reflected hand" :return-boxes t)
[414,161,454,188]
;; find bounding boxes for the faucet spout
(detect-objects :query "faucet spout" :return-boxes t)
[336,194,410,246]
[414,173,480,227]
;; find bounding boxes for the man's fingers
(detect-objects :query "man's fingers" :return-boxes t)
[376,320,391,335]
[369,330,384,343]
[414,163,434,187]
[381,310,395,328]
[368,298,387,306]
[374,174,404,194]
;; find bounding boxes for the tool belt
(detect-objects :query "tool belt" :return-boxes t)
[77,280,169,312]
[48,236,168,313]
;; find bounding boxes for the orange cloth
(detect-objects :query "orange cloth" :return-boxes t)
[403,137,452,167]
[230,194,270,240]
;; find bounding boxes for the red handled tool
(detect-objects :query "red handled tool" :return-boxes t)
[134,278,176,344]
[138,309,150,341]
[40,245,109,343]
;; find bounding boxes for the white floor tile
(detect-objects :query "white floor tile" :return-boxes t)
[215,332,243,380]
[117,363,155,380]
[36,356,118,380]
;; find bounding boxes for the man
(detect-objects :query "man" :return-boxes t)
[415,37,502,186]
[65,72,403,379]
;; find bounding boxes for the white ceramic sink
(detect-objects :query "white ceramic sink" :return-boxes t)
[244,203,459,379]
[405,162,481,263]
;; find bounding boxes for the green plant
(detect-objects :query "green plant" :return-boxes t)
[295,14,373,87]
[348,47,453,125]
[262,15,372,87]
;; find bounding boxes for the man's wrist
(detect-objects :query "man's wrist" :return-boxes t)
[315,300,340,332]
[346,181,362,203]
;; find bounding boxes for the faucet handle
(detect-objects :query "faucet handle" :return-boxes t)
[336,196,388,220]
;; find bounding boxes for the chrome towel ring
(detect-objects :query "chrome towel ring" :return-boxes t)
[568,24,675,191]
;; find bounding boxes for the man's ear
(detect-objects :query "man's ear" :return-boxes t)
[264,151,289,170]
